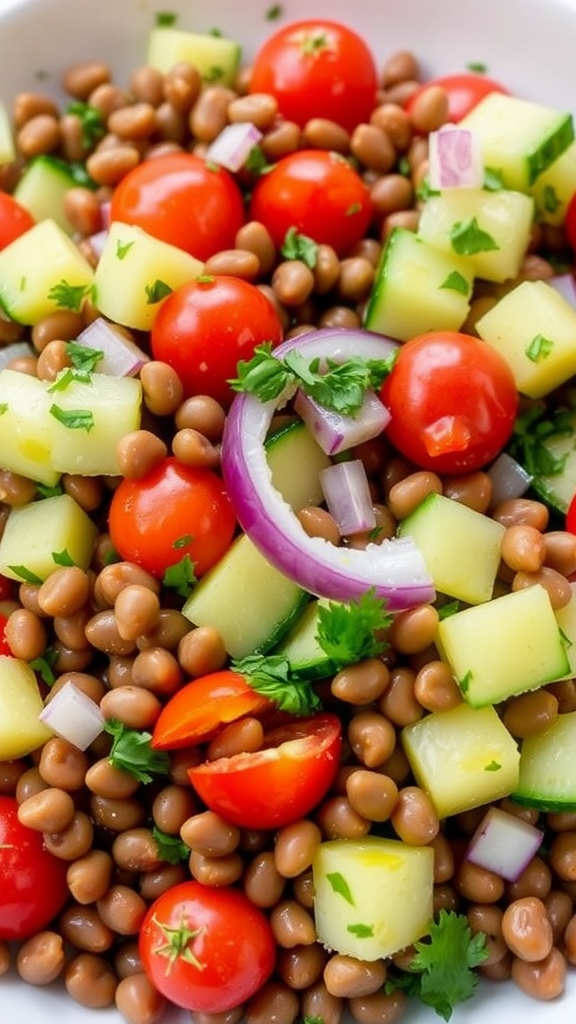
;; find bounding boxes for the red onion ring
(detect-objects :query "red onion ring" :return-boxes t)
[221,328,435,609]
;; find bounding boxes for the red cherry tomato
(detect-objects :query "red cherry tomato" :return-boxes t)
[249,149,373,257]
[108,457,236,580]
[0,795,69,940]
[188,712,342,829]
[566,492,576,535]
[405,72,510,124]
[0,192,35,251]
[150,276,284,408]
[152,670,274,749]
[139,880,275,1013]
[0,614,11,656]
[564,192,576,252]
[109,153,245,261]
[248,19,379,133]
[381,331,518,475]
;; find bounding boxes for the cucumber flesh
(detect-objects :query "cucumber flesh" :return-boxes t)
[512,711,576,811]
[273,598,334,678]
[13,155,79,234]
[147,27,241,86]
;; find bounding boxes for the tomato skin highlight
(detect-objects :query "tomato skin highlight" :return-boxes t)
[139,880,276,1013]
[381,331,518,475]
[0,193,35,251]
[248,19,379,133]
[108,458,236,579]
[109,153,245,261]
[249,149,373,257]
[0,795,69,940]
[188,713,342,829]
[150,276,284,408]
[405,72,510,123]
[152,670,274,749]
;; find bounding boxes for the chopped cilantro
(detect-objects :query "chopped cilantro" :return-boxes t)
[162,554,197,598]
[116,239,135,260]
[145,279,173,305]
[437,599,460,620]
[484,760,502,771]
[397,155,411,177]
[415,177,440,202]
[155,11,177,26]
[540,184,561,215]
[316,590,392,669]
[66,340,104,374]
[244,145,273,175]
[466,61,487,73]
[346,202,362,216]
[483,167,505,191]
[439,271,470,296]
[105,719,170,783]
[459,670,473,695]
[66,101,106,149]
[7,565,43,584]
[204,65,225,83]
[266,3,283,18]
[52,549,76,567]
[507,403,574,479]
[48,279,92,312]
[303,31,328,56]
[230,653,322,715]
[281,226,319,269]
[450,217,499,255]
[49,405,95,432]
[47,367,93,392]
[525,334,554,362]
[326,871,355,905]
[30,647,58,685]
[0,403,7,415]
[152,826,190,864]
[347,922,374,938]
[173,534,193,549]
[36,481,64,499]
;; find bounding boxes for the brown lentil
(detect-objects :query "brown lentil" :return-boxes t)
[510,948,567,1000]
[114,973,167,1024]
[65,952,117,1008]
[16,930,66,985]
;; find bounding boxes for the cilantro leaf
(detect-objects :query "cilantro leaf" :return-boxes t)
[281,226,319,269]
[105,720,170,783]
[407,910,489,1021]
[450,216,499,255]
[439,271,470,296]
[231,654,322,715]
[507,403,574,479]
[30,647,58,685]
[47,367,93,392]
[152,826,190,864]
[7,565,43,584]
[162,554,197,598]
[66,340,104,373]
[525,334,554,362]
[145,279,173,304]
[228,342,293,402]
[52,548,76,567]
[67,101,106,149]
[49,404,95,432]
[316,590,392,669]
[48,279,92,312]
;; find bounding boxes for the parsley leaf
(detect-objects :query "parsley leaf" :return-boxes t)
[525,334,554,362]
[228,342,293,403]
[162,554,197,598]
[145,279,173,304]
[52,549,76,567]
[316,590,392,669]
[47,367,93,392]
[66,340,104,373]
[152,826,190,864]
[507,404,574,479]
[439,271,470,296]
[450,216,499,255]
[36,481,64,499]
[67,101,106,149]
[231,654,322,715]
[281,226,319,269]
[48,279,92,312]
[105,719,170,783]
[406,910,489,1021]
[49,404,95,432]
[155,11,177,26]
[7,565,43,584]
[30,647,58,685]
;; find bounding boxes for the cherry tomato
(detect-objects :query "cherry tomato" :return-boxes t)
[0,614,11,656]
[566,492,576,535]
[249,149,373,257]
[405,72,510,124]
[140,880,275,1013]
[150,276,284,408]
[152,670,274,749]
[188,712,342,829]
[0,192,35,251]
[109,153,245,261]
[564,191,576,252]
[0,795,69,940]
[248,19,378,133]
[381,331,518,475]
[108,458,236,579]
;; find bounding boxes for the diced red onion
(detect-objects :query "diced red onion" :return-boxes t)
[221,327,435,609]
[320,459,377,536]
[0,340,35,370]
[487,451,532,508]
[205,121,263,172]
[428,125,484,190]
[87,228,109,260]
[294,387,391,455]
[466,806,544,882]
[100,200,111,228]
[549,272,576,310]
[76,316,149,377]
[39,681,105,751]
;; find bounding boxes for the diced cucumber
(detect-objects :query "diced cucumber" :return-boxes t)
[417,187,534,283]
[13,155,79,234]
[402,703,520,819]
[363,227,473,341]
[554,582,576,678]
[476,279,576,399]
[273,598,334,678]
[0,369,60,486]
[460,92,574,191]
[398,492,505,605]
[0,218,94,325]
[94,222,204,331]
[437,584,570,708]
[182,533,308,659]
[518,408,576,513]
[512,711,576,811]
[0,493,98,583]
[0,102,16,165]
[266,418,331,510]
[529,140,576,226]
[313,837,434,960]
[0,656,54,759]
[147,27,241,86]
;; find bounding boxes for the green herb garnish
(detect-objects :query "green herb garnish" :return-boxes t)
[7,565,43,584]
[316,590,392,669]
[30,647,58,685]
[49,405,95,432]
[48,279,92,312]
[439,271,470,296]
[230,654,322,716]
[52,549,76,567]
[281,226,319,269]
[145,279,173,304]
[105,719,170,783]
[450,216,499,255]
[525,334,554,362]
[162,554,197,598]
[66,101,106,149]
[66,340,104,373]
[152,826,190,864]
[326,871,355,905]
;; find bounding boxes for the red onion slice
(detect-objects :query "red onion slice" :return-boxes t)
[76,317,149,377]
[549,272,576,310]
[465,805,544,881]
[487,451,532,508]
[320,460,376,535]
[221,328,435,609]
[428,125,484,190]
[294,387,391,455]
[205,121,264,172]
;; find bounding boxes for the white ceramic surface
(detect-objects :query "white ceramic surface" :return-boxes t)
[1,0,576,1020]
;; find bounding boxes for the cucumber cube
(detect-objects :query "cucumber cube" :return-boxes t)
[147,27,241,86]
[460,92,574,190]
[0,102,16,166]
[554,582,576,678]
[363,227,473,341]
[417,188,534,283]
[13,155,78,234]
[0,218,94,325]
[0,656,54,759]
[313,837,434,960]
[94,222,204,331]
[513,711,576,811]
[437,584,570,708]
[475,280,576,398]
[398,492,505,604]
[0,493,98,583]
[529,140,576,226]
[266,419,331,509]
[0,369,60,486]
[402,703,520,818]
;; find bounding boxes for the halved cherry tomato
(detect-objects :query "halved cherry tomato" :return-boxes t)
[0,795,69,940]
[248,149,373,257]
[405,71,510,123]
[108,458,236,579]
[150,275,284,408]
[0,192,35,251]
[0,614,11,656]
[109,153,245,261]
[152,670,274,749]
[248,19,379,133]
[188,712,342,829]
[139,880,275,1013]
[381,331,518,475]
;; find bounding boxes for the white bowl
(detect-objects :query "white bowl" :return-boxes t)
[1,0,576,1022]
